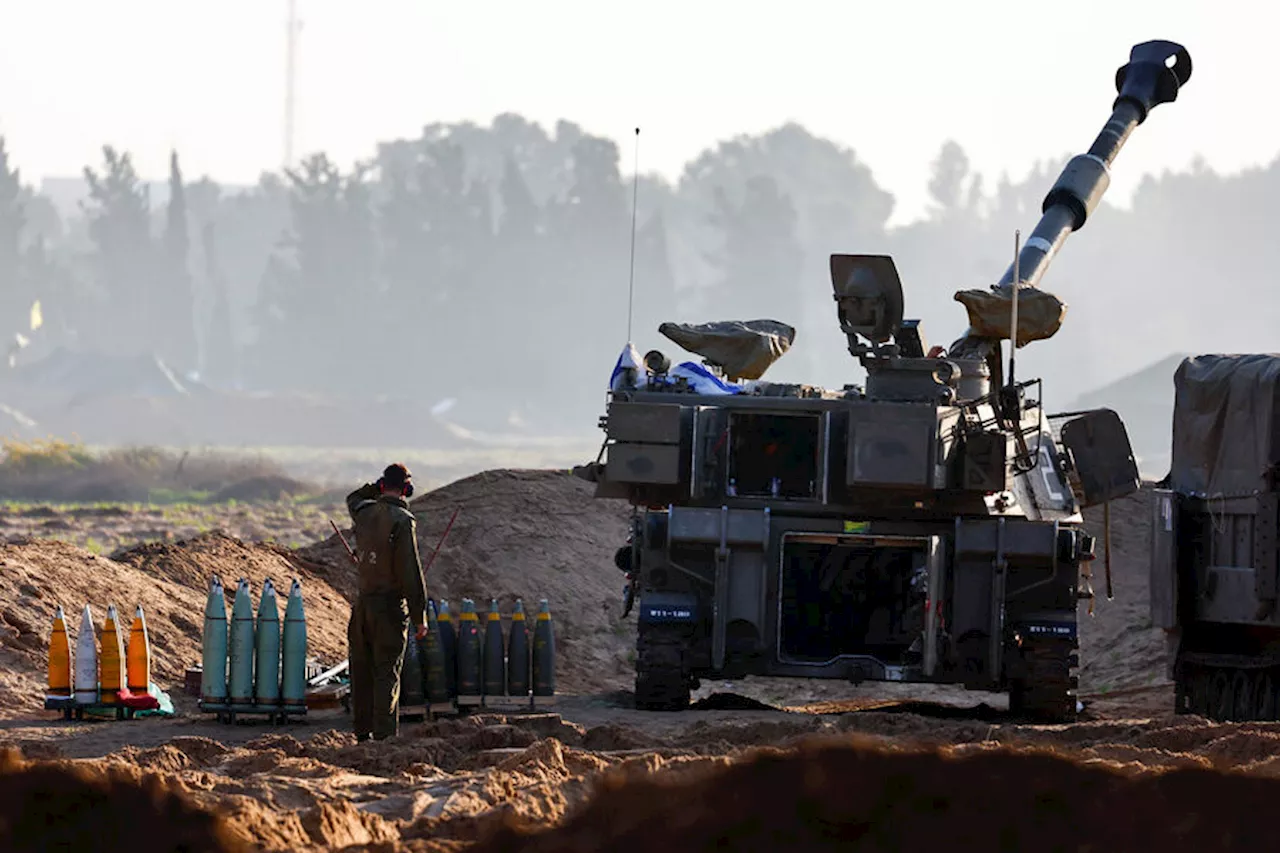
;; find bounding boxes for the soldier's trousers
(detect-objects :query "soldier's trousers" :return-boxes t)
[348,592,409,740]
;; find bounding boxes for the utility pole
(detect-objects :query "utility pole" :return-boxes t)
[283,0,300,170]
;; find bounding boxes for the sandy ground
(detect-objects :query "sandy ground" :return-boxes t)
[3,470,1258,852]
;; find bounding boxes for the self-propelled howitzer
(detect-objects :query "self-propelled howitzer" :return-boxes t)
[578,40,1192,721]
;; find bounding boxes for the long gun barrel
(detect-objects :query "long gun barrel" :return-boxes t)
[950,40,1191,361]
[1000,40,1191,290]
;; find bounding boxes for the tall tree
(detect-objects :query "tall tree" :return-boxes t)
[704,176,804,318]
[497,154,539,243]
[201,221,236,385]
[81,146,155,355]
[252,153,380,393]
[926,140,976,216]
[544,135,630,363]
[493,155,545,365]
[209,173,290,359]
[0,137,27,354]
[162,151,198,374]
[376,138,493,392]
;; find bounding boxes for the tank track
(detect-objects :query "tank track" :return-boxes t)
[1008,636,1079,723]
[1177,661,1280,722]
[634,623,691,711]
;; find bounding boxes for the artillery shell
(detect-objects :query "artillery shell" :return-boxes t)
[532,598,556,704]
[99,605,127,705]
[437,600,457,697]
[254,579,281,705]
[401,621,426,709]
[506,598,530,699]
[201,576,229,707]
[280,579,308,708]
[73,605,98,706]
[228,578,255,705]
[423,600,450,705]
[47,606,72,700]
[126,605,152,696]
[482,598,506,700]
[455,599,482,703]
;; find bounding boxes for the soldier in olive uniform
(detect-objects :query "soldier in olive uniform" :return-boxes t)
[346,463,428,741]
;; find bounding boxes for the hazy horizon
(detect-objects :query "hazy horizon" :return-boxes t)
[1,1,1274,226]
[0,0,1275,483]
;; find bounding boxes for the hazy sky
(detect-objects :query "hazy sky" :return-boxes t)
[0,0,1273,224]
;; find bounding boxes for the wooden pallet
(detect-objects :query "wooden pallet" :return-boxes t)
[304,683,349,711]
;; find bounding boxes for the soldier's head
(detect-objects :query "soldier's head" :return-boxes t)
[378,463,414,498]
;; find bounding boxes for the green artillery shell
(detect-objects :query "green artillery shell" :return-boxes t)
[437,600,457,697]
[455,599,482,697]
[254,578,281,705]
[401,621,426,708]
[423,600,450,704]
[482,598,506,698]
[201,576,228,705]
[228,578,255,705]
[532,598,556,697]
[280,579,308,707]
[506,598,530,698]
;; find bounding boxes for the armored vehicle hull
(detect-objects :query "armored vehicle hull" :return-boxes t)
[595,386,1133,721]
[581,39,1191,722]
[1152,354,1280,721]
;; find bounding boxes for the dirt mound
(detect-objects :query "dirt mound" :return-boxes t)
[0,533,351,719]
[13,706,1280,852]
[299,469,635,693]
[471,733,1280,852]
[0,747,246,852]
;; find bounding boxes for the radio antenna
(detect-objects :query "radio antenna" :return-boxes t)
[626,127,640,344]
[1008,228,1020,388]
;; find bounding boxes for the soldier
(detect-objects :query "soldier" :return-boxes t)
[346,463,428,742]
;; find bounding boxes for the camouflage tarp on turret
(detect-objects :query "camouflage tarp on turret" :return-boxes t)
[952,283,1067,348]
[658,320,795,381]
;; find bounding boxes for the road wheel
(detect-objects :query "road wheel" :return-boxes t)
[1253,671,1278,721]
[1208,669,1232,721]
[1009,637,1077,723]
[634,625,691,712]
[1231,671,1254,721]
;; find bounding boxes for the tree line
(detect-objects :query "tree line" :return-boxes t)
[2,114,1277,431]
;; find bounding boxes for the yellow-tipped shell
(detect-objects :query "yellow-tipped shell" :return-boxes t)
[99,605,126,703]
[47,607,72,698]
[127,605,151,693]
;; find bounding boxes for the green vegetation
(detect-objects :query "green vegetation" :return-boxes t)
[0,437,324,505]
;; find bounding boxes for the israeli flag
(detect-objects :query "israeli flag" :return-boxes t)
[670,361,743,395]
[610,342,645,392]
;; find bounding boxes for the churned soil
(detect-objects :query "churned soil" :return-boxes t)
[468,730,1280,853]
[6,708,1280,852]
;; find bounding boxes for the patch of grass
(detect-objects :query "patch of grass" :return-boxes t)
[0,437,94,471]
